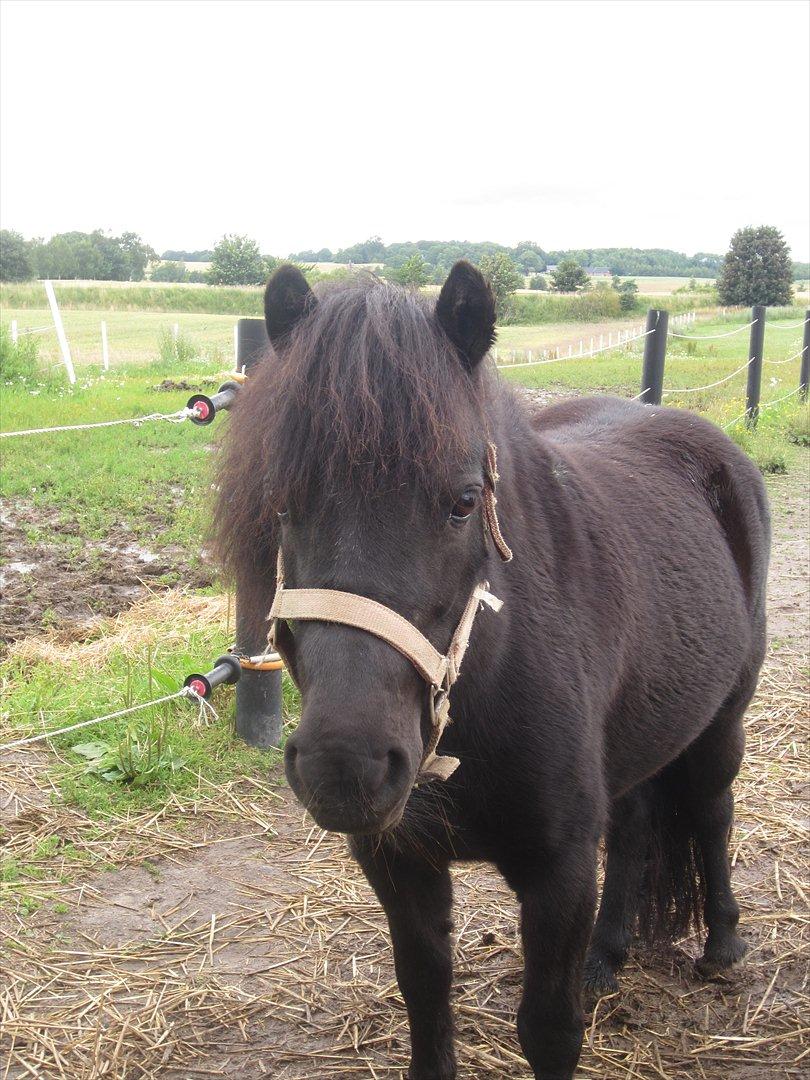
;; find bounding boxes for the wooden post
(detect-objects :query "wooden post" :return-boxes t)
[43,281,76,384]
[233,317,282,749]
[640,308,669,405]
[799,309,810,402]
[100,320,109,371]
[745,304,766,428]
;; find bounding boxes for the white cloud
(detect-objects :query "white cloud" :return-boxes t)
[1,0,808,259]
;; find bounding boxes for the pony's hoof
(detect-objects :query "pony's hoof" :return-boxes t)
[695,935,747,980]
[582,953,620,1002]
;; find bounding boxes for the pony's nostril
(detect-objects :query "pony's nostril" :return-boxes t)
[386,747,409,787]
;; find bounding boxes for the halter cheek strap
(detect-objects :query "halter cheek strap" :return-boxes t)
[266,442,512,783]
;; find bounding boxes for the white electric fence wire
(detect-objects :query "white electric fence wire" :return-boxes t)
[662,358,754,395]
[0,407,193,439]
[668,320,755,341]
[766,318,809,330]
[723,385,805,431]
[764,348,805,366]
[0,687,203,752]
[17,325,51,335]
[496,323,656,370]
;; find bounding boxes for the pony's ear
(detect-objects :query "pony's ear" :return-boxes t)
[264,265,316,349]
[435,260,496,371]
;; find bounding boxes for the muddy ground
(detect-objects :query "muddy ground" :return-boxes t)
[0,448,807,1079]
[0,501,214,647]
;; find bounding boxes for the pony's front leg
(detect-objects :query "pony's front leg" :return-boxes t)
[351,838,456,1080]
[503,843,598,1080]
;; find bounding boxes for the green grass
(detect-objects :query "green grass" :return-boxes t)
[0,358,226,546]
[1,305,236,368]
[0,615,299,819]
[501,314,809,472]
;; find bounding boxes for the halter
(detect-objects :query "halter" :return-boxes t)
[266,443,512,782]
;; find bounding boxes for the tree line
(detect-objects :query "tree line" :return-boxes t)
[0,230,156,283]
[0,227,803,310]
[290,238,728,280]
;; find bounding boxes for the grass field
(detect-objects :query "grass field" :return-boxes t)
[1,309,808,1077]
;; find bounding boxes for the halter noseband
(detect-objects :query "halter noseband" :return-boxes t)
[266,443,512,782]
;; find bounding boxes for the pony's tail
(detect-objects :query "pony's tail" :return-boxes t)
[637,766,705,944]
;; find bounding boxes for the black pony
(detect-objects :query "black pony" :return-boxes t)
[216,263,770,1080]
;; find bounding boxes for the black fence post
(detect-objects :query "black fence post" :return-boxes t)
[745,304,766,428]
[640,308,668,404]
[233,317,284,750]
[799,309,810,403]
[236,317,270,372]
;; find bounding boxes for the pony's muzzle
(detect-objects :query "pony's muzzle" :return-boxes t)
[284,730,413,834]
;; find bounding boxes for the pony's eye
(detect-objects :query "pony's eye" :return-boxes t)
[450,490,478,524]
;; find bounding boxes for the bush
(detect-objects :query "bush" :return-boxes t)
[478,253,524,321]
[528,275,547,291]
[151,261,189,283]
[0,323,40,381]
[550,260,589,292]
[207,234,267,286]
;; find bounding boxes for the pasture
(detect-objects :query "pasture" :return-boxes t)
[0,309,808,1078]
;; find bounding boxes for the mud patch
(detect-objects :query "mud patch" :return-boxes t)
[0,500,214,646]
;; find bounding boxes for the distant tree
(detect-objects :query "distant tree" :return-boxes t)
[207,234,267,285]
[477,253,524,321]
[119,232,157,280]
[397,253,430,287]
[0,230,34,281]
[717,226,793,307]
[528,274,547,291]
[151,260,189,282]
[551,259,589,292]
[611,275,639,312]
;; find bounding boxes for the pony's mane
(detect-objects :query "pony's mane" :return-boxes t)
[214,277,490,580]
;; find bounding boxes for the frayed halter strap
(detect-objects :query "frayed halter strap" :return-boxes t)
[267,443,512,782]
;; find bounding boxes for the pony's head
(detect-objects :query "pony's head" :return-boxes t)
[219,262,501,833]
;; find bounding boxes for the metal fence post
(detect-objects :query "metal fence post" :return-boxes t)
[745,304,766,428]
[799,309,810,402]
[640,308,668,404]
[233,317,284,749]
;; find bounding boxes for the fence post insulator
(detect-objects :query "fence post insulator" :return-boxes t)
[183,654,241,700]
[187,381,241,426]
[745,304,766,428]
[640,308,668,405]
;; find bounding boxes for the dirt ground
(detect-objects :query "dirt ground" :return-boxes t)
[0,453,807,1079]
[0,501,214,648]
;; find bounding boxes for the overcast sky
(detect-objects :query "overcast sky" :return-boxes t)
[2,0,808,259]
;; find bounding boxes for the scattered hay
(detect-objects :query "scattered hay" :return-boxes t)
[12,589,229,669]
[1,659,807,1079]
